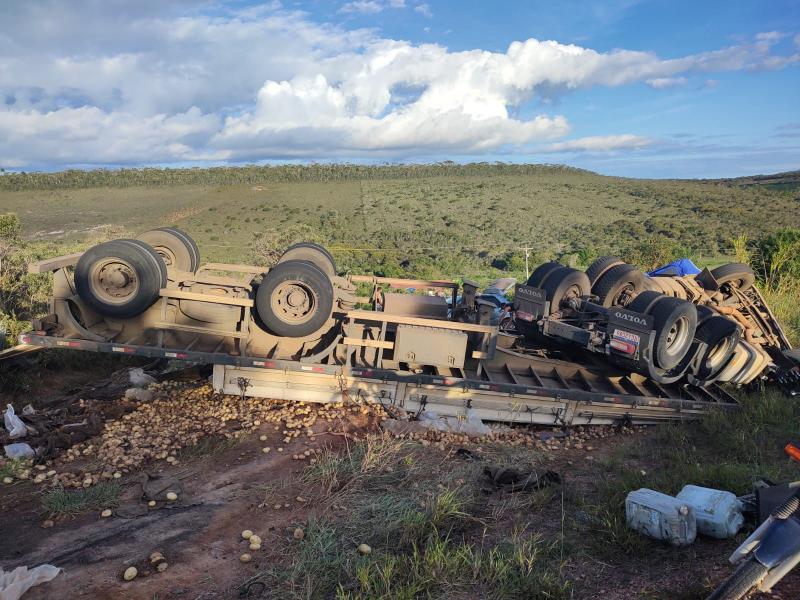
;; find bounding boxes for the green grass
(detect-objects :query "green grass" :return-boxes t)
[41,482,121,517]
[1,165,798,282]
[177,435,238,460]
[572,388,800,572]
[255,435,571,599]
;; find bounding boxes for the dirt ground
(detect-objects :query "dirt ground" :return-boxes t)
[2,363,799,600]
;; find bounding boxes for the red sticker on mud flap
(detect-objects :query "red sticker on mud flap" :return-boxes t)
[611,329,640,355]
[516,310,534,322]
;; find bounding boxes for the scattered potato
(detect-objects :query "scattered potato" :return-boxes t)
[293,527,305,540]
[239,553,251,563]
[148,500,156,507]
[241,530,253,540]
[157,562,168,572]
[166,491,178,501]
[2,477,12,484]
[100,509,112,518]
[261,447,271,454]
[150,551,164,564]
[249,542,261,551]
[259,435,268,442]
[357,543,372,555]
[123,566,138,581]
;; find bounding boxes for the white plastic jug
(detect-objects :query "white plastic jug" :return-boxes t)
[625,488,697,546]
[676,485,744,539]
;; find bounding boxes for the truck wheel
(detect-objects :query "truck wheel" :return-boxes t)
[711,263,755,291]
[256,260,334,337]
[694,316,741,380]
[137,227,200,272]
[706,557,768,600]
[75,239,167,319]
[542,267,590,315]
[527,261,562,288]
[593,264,645,307]
[585,256,624,287]
[649,297,698,370]
[279,242,336,278]
[627,290,666,315]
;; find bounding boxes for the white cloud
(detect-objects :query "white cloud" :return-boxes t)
[545,134,653,152]
[646,77,688,89]
[414,3,433,18]
[0,2,798,167]
[340,0,407,14]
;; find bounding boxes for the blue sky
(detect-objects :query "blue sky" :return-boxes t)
[0,0,798,178]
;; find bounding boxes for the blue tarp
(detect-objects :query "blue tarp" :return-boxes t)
[648,258,702,277]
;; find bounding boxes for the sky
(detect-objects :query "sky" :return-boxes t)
[0,0,798,178]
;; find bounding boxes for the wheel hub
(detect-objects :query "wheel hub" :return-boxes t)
[271,281,315,324]
[92,260,139,303]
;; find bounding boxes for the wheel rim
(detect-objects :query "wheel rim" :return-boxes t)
[270,280,317,325]
[664,315,690,358]
[706,336,735,369]
[612,283,637,306]
[89,258,139,305]
[152,245,177,268]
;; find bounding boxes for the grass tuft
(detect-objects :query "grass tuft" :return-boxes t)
[41,482,120,517]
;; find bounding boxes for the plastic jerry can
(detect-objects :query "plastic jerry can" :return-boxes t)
[676,485,744,539]
[625,488,697,546]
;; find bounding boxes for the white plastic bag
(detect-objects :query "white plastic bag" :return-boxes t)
[4,404,26,439]
[0,564,61,600]
[4,443,35,459]
[129,368,156,388]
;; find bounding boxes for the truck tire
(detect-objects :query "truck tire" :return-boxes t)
[137,227,200,272]
[627,290,666,315]
[593,264,646,307]
[649,297,698,370]
[256,260,334,337]
[711,263,755,291]
[541,267,590,315]
[279,242,337,278]
[527,262,562,288]
[706,558,768,600]
[693,316,741,380]
[75,239,167,319]
[585,256,624,287]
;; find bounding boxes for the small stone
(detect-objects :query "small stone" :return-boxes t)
[113,472,122,479]
[259,435,268,442]
[123,566,138,581]
[41,519,54,529]
[156,562,168,572]
[100,509,112,518]
[239,553,252,563]
[150,551,164,564]
[2,477,12,484]
[293,527,305,540]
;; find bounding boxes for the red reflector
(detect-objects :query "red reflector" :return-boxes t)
[20,335,31,343]
[516,310,534,322]
[610,339,636,354]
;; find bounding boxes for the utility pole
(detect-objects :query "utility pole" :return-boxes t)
[522,244,532,280]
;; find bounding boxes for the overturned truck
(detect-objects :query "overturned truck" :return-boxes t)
[14,228,800,427]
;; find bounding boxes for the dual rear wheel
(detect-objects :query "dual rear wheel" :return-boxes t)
[75,234,336,338]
